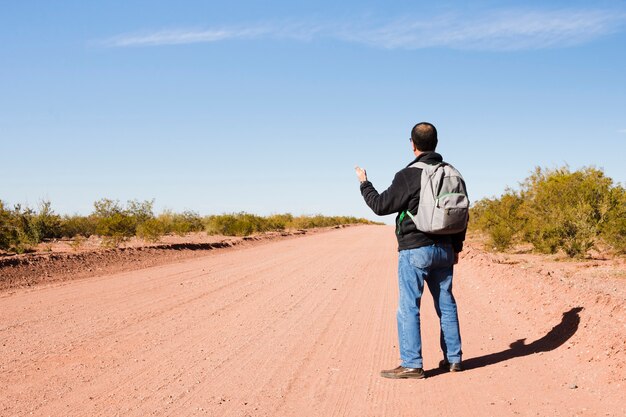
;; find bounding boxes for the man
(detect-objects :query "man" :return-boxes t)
[355,122,465,379]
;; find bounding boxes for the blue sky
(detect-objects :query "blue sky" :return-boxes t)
[1,1,625,222]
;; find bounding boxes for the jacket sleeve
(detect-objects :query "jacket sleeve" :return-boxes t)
[451,229,466,253]
[359,171,410,216]
[451,211,469,253]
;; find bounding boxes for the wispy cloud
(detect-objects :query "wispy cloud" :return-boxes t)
[105,28,261,47]
[101,8,626,51]
[618,129,626,134]
[102,22,328,47]
[342,9,625,50]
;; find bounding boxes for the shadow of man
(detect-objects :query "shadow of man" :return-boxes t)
[428,306,583,376]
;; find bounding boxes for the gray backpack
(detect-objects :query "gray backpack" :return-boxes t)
[399,161,469,235]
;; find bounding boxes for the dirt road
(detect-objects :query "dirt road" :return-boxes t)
[1,226,624,416]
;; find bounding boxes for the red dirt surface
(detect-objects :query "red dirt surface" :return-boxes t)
[0,229,311,292]
[0,225,624,416]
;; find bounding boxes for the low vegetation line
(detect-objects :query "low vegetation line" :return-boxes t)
[0,198,379,255]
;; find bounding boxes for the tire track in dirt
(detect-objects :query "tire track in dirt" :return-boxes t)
[0,225,623,416]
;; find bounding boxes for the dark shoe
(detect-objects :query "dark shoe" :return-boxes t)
[439,359,462,372]
[380,365,425,379]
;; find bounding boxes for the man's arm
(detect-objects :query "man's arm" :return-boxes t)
[451,211,468,264]
[355,166,410,216]
[451,228,466,253]
[451,228,466,264]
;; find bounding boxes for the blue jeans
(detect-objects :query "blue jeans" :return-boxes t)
[397,244,462,368]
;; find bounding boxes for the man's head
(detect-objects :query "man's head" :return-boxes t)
[411,122,438,152]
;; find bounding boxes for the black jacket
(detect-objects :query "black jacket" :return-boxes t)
[360,151,466,252]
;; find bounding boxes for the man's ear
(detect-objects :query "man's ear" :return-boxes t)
[411,140,417,152]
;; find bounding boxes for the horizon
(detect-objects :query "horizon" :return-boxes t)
[2,1,625,223]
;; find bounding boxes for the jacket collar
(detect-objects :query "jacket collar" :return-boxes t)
[406,151,443,168]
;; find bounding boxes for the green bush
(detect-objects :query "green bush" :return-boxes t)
[288,215,373,229]
[204,213,273,236]
[599,184,626,253]
[470,191,524,251]
[521,167,614,257]
[471,166,626,257]
[12,204,41,253]
[33,200,62,240]
[94,204,135,240]
[136,218,166,242]
[0,197,377,252]
[93,199,156,246]
[266,213,292,230]
[126,199,155,225]
[0,200,64,253]
[204,212,375,236]
[60,214,98,238]
[288,215,328,229]
[157,210,204,236]
[0,200,17,251]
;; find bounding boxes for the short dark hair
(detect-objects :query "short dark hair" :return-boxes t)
[411,122,438,151]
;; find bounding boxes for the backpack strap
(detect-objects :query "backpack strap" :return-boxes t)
[398,162,439,235]
[408,161,443,170]
[396,209,419,235]
[408,161,428,170]
[396,211,406,235]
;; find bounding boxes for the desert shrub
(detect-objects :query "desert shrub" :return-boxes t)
[204,213,374,236]
[287,215,372,229]
[0,204,41,253]
[12,204,41,252]
[288,215,328,229]
[126,199,155,225]
[173,211,204,235]
[136,218,166,242]
[0,201,62,253]
[60,214,98,238]
[158,210,204,236]
[471,166,625,257]
[1,198,378,251]
[92,199,156,245]
[599,185,626,254]
[266,213,292,230]
[0,200,18,251]
[205,213,273,236]
[520,167,615,257]
[93,199,135,241]
[301,214,369,230]
[33,200,62,240]
[469,191,524,251]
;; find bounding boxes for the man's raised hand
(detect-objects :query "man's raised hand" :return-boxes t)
[355,166,367,183]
